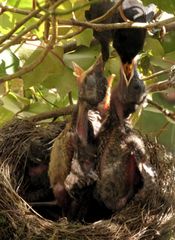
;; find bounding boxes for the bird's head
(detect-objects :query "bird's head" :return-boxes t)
[72,55,107,145]
[72,54,107,107]
[120,63,146,116]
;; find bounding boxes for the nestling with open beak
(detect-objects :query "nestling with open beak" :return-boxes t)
[111,61,146,131]
[48,56,108,211]
[65,55,108,197]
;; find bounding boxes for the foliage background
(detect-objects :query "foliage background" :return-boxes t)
[0,0,175,152]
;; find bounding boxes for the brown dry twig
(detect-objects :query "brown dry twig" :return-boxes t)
[143,68,171,81]
[27,104,75,122]
[58,16,175,32]
[147,65,175,93]
[147,99,175,122]
[0,118,175,239]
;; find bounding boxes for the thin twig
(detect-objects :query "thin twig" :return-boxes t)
[0,0,66,53]
[143,68,171,81]
[147,79,175,93]
[0,3,41,17]
[0,7,44,46]
[91,0,124,23]
[59,0,124,40]
[147,99,175,122]
[0,13,49,54]
[0,1,66,84]
[68,91,73,105]
[0,44,51,84]
[58,28,84,40]
[27,104,75,122]
[57,16,175,31]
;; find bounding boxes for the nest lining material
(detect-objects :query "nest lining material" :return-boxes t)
[0,118,175,240]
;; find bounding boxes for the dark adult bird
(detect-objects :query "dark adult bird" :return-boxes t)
[86,0,156,81]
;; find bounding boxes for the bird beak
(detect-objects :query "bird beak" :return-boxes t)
[103,74,115,110]
[72,62,85,87]
[121,61,135,86]
[76,101,88,146]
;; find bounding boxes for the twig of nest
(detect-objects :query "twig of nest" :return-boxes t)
[0,118,175,239]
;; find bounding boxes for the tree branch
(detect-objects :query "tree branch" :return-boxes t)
[147,99,175,122]
[147,65,175,93]
[0,0,66,52]
[0,7,44,46]
[0,13,49,54]
[147,79,175,93]
[58,16,175,31]
[90,0,124,23]
[143,68,171,81]
[0,44,51,84]
[0,3,43,18]
[27,104,75,122]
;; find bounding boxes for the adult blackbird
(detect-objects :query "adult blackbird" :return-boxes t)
[86,0,156,81]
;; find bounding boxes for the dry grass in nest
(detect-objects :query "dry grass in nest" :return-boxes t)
[0,118,175,239]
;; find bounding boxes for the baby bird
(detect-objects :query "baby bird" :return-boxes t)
[111,62,146,129]
[48,55,107,209]
[95,94,145,211]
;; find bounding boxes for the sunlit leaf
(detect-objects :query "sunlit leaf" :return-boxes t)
[1,92,23,113]
[75,29,93,47]
[43,66,77,98]
[27,102,52,114]
[7,0,45,9]
[150,56,172,69]
[0,106,14,126]
[64,44,100,69]
[0,12,12,33]
[22,46,64,88]
[144,38,164,57]
[136,109,175,152]
[0,49,19,74]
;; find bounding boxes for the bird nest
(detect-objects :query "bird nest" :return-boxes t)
[0,118,175,239]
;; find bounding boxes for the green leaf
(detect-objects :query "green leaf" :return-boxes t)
[0,61,6,76]
[142,0,175,13]
[0,49,19,74]
[162,32,175,54]
[43,66,77,98]
[0,12,12,34]
[1,93,22,113]
[75,29,93,47]
[0,106,14,126]
[7,0,45,9]
[150,56,172,69]
[27,102,52,114]
[164,51,175,62]
[72,0,89,21]
[57,0,73,19]
[22,46,64,88]
[144,38,164,57]
[104,56,120,81]
[64,44,100,70]
[136,109,175,152]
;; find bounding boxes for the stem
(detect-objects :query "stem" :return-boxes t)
[27,104,75,122]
